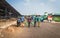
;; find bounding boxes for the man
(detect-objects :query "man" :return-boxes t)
[17,18,21,27]
[21,15,25,27]
[38,15,41,27]
[21,15,25,22]
[48,15,52,22]
[27,16,32,27]
[34,15,40,27]
[34,15,38,27]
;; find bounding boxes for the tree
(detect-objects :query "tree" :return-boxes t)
[44,12,48,16]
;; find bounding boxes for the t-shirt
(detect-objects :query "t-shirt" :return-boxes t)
[34,16,41,22]
[34,17,38,22]
[27,17,32,22]
[32,16,36,20]
[21,16,24,22]
[17,18,21,22]
[38,17,41,22]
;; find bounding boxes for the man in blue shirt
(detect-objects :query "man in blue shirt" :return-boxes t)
[21,15,25,23]
[17,18,21,27]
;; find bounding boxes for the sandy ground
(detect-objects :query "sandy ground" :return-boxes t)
[0,18,17,28]
[0,22,60,38]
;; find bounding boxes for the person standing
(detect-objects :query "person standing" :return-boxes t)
[34,15,40,27]
[34,15,38,27]
[21,15,25,23]
[27,16,32,27]
[38,15,41,27]
[48,15,53,22]
[21,15,25,27]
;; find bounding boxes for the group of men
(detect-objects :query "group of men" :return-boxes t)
[17,15,42,27]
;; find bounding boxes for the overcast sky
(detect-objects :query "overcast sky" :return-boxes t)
[6,0,60,15]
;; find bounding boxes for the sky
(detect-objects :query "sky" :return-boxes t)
[6,0,60,15]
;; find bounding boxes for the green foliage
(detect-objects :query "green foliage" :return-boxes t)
[53,16,60,22]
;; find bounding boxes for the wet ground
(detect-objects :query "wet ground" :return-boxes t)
[0,22,60,38]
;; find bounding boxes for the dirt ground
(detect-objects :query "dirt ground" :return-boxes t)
[0,22,60,38]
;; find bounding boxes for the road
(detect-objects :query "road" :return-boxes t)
[0,22,60,38]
